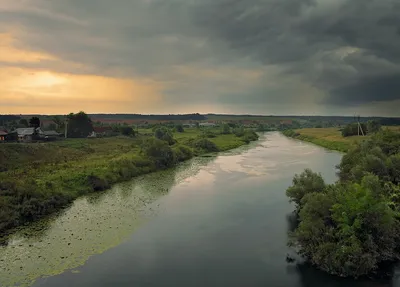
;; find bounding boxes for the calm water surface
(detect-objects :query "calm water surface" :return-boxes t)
[2,132,399,286]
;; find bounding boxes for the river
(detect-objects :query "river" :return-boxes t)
[1,132,399,287]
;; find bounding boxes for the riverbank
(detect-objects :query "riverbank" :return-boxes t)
[0,128,259,237]
[281,128,367,152]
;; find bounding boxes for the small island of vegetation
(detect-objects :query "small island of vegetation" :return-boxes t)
[286,129,400,278]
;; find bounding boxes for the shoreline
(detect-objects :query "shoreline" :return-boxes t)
[281,129,350,152]
[0,130,259,238]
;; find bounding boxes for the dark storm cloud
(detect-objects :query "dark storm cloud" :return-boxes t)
[1,0,399,114]
[187,0,400,106]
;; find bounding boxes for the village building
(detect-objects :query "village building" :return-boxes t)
[16,128,61,142]
[199,122,217,127]
[88,126,114,138]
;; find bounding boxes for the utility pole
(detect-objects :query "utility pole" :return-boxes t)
[65,118,69,139]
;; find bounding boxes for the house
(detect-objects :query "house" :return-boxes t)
[182,122,196,128]
[199,122,217,127]
[0,130,7,142]
[89,126,114,138]
[16,127,44,142]
[42,130,62,141]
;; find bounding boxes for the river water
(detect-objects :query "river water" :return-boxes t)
[1,132,399,286]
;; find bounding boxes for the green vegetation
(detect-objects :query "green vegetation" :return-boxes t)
[286,129,400,278]
[67,111,94,138]
[341,122,368,137]
[282,128,355,152]
[0,127,259,237]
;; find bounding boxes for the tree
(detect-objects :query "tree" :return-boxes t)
[286,169,326,209]
[19,119,29,127]
[67,111,93,138]
[120,126,135,136]
[221,124,231,134]
[175,124,184,133]
[233,126,245,137]
[341,123,368,137]
[143,138,175,169]
[288,129,400,278]
[367,120,382,134]
[29,117,41,128]
[52,116,65,132]
[154,127,175,145]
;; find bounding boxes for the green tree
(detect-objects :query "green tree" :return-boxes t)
[154,127,175,145]
[175,124,184,133]
[286,169,326,209]
[120,126,135,137]
[143,138,175,169]
[67,111,93,138]
[233,126,245,137]
[29,117,41,128]
[341,123,367,137]
[367,120,381,134]
[221,124,231,134]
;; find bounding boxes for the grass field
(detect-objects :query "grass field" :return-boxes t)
[0,127,258,236]
[283,126,400,152]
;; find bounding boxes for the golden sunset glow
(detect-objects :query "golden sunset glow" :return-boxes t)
[0,32,165,114]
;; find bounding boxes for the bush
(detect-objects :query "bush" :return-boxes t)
[202,130,217,138]
[221,124,231,134]
[143,138,176,169]
[173,145,193,162]
[120,126,135,136]
[341,123,367,137]
[192,138,219,152]
[175,124,184,133]
[87,175,110,191]
[154,127,176,145]
[233,126,245,137]
[241,130,259,143]
[286,169,326,209]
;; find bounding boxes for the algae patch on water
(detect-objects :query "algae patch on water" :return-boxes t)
[0,157,214,287]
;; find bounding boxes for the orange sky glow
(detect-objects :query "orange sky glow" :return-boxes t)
[0,32,167,114]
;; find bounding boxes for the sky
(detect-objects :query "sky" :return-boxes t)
[1,0,400,116]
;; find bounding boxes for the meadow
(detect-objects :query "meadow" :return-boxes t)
[0,127,258,237]
[283,126,400,152]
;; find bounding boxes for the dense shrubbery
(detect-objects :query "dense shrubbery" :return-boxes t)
[287,130,400,278]
[241,130,259,143]
[192,138,219,152]
[154,127,176,145]
[341,123,368,137]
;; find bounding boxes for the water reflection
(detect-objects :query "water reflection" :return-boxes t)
[0,155,215,287]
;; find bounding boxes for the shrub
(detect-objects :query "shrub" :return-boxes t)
[154,127,176,145]
[192,138,219,152]
[143,138,176,169]
[87,175,110,191]
[175,124,184,133]
[173,145,193,162]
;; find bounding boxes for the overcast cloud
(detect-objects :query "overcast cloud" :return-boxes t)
[1,0,399,115]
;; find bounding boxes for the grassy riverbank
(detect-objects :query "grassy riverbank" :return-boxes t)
[282,128,368,152]
[0,128,258,237]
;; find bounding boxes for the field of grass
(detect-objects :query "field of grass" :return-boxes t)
[0,127,258,237]
[283,126,399,152]
[282,127,367,152]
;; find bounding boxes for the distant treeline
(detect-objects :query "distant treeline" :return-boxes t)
[0,115,21,126]
[90,113,206,121]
